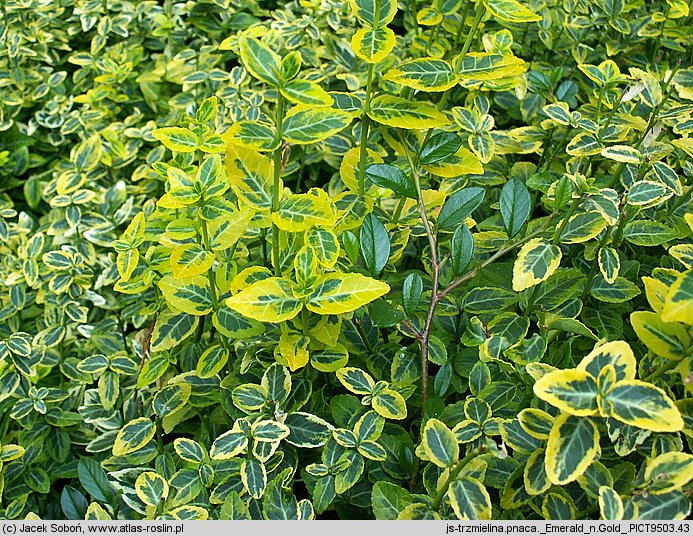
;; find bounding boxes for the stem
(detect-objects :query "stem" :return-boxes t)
[552,195,583,246]
[445,1,471,61]
[440,216,558,300]
[200,219,218,310]
[272,93,286,276]
[644,356,686,383]
[402,135,439,419]
[391,196,407,224]
[355,318,374,354]
[425,21,441,56]
[436,1,485,112]
[607,64,680,188]
[581,227,612,300]
[357,63,375,195]
[523,284,541,318]
[431,449,480,511]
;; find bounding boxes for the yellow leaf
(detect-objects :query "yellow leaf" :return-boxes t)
[276,332,310,371]
[226,277,302,322]
[423,147,483,177]
[307,273,390,315]
[226,143,275,210]
[661,270,693,325]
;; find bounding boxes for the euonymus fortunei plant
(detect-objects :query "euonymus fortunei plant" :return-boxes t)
[0,0,692,522]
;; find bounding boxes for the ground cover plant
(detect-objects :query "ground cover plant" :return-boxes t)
[0,0,692,522]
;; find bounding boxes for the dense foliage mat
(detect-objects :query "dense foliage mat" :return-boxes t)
[1,0,692,522]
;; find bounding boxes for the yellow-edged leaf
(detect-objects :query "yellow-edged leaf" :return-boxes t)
[576,341,636,382]
[226,143,275,210]
[368,95,450,130]
[384,58,459,92]
[226,277,302,322]
[661,270,693,325]
[533,369,599,416]
[512,238,562,292]
[306,273,390,315]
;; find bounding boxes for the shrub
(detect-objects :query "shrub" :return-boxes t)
[0,0,692,522]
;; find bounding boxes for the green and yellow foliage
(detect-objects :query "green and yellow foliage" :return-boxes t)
[0,0,692,522]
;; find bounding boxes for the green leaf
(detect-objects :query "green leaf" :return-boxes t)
[153,382,191,417]
[500,178,531,238]
[368,95,450,129]
[72,135,102,171]
[559,212,607,243]
[524,449,551,495]
[438,187,486,230]
[153,127,198,153]
[360,213,390,277]
[420,132,464,165]
[421,418,458,468]
[599,486,624,520]
[284,412,334,447]
[113,418,155,457]
[589,276,640,303]
[282,107,353,145]
[644,452,693,494]
[365,164,417,199]
[336,367,375,395]
[77,459,113,504]
[546,414,600,485]
[631,491,691,520]
[601,380,684,432]
[598,247,620,284]
[212,305,264,339]
[241,458,267,499]
[483,0,542,23]
[449,478,492,520]
[601,145,642,164]
[371,482,413,520]
[174,438,206,464]
[623,221,679,246]
[627,181,670,206]
[150,311,198,352]
[512,239,562,292]
[402,273,423,315]
[462,287,520,313]
[210,430,248,460]
[384,58,459,92]
[239,34,281,86]
[232,384,268,412]
[196,345,230,379]
[252,420,291,442]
